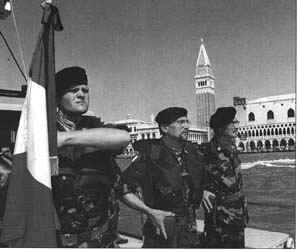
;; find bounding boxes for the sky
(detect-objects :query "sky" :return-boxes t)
[0,0,296,123]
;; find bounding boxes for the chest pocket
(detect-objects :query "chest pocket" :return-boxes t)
[147,145,185,206]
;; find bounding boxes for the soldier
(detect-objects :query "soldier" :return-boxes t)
[54,66,130,247]
[122,107,208,248]
[202,107,249,248]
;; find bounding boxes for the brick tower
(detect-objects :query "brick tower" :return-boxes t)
[194,39,215,131]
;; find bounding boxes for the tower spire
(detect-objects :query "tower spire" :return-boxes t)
[196,39,211,67]
[195,39,213,78]
[194,39,215,130]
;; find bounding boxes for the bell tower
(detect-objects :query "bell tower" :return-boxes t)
[194,39,215,130]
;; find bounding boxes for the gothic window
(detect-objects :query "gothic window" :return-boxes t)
[263,129,266,136]
[279,128,282,135]
[260,130,262,136]
[271,129,274,135]
[256,130,259,136]
[267,129,270,136]
[288,108,295,118]
[275,128,278,135]
[283,128,286,135]
[265,140,271,150]
[141,134,145,140]
[250,141,256,151]
[248,112,255,122]
[288,138,295,147]
[272,140,279,150]
[238,142,245,151]
[252,131,255,137]
[280,139,287,150]
[291,127,294,134]
[267,110,274,120]
[287,128,290,135]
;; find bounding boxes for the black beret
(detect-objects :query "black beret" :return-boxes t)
[155,107,188,126]
[55,66,87,96]
[210,106,236,130]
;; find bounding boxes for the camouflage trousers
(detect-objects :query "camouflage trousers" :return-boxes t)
[142,216,203,248]
[203,227,245,248]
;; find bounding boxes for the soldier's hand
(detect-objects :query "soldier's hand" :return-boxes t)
[202,190,216,213]
[148,208,175,240]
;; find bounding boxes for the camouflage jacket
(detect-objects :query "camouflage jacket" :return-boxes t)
[203,135,248,231]
[52,116,123,237]
[122,138,206,216]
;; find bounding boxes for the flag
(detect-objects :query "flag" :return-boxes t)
[0,3,63,247]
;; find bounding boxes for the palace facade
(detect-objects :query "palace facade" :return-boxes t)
[234,94,296,152]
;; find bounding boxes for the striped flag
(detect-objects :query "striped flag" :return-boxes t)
[0,3,63,247]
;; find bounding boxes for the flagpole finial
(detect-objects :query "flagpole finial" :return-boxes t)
[41,0,52,8]
[200,38,204,43]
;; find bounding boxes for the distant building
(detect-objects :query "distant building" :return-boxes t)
[114,115,208,156]
[194,39,215,138]
[234,93,296,152]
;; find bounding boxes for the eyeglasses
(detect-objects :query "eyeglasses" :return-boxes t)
[175,119,191,125]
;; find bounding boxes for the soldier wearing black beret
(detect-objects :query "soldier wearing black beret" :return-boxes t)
[155,107,188,126]
[122,107,208,248]
[202,107,248,248]
[209,106,237,135]
[53,66,130,247]
[55,66,88,98]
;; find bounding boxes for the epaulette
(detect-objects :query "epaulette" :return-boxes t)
[133,139,162,161]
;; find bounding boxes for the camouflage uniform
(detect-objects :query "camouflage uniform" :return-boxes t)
[122,137,205,248]
[52,115,123,248]
[202,135,248,248]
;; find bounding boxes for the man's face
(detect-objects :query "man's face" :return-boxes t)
[161,116,190,140]
[223,118,239,138]
[59,84,89,115]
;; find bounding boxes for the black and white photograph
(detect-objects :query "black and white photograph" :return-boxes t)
[0,0,295,248]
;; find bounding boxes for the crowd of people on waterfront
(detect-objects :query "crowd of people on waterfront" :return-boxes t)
[0,66,248,248]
